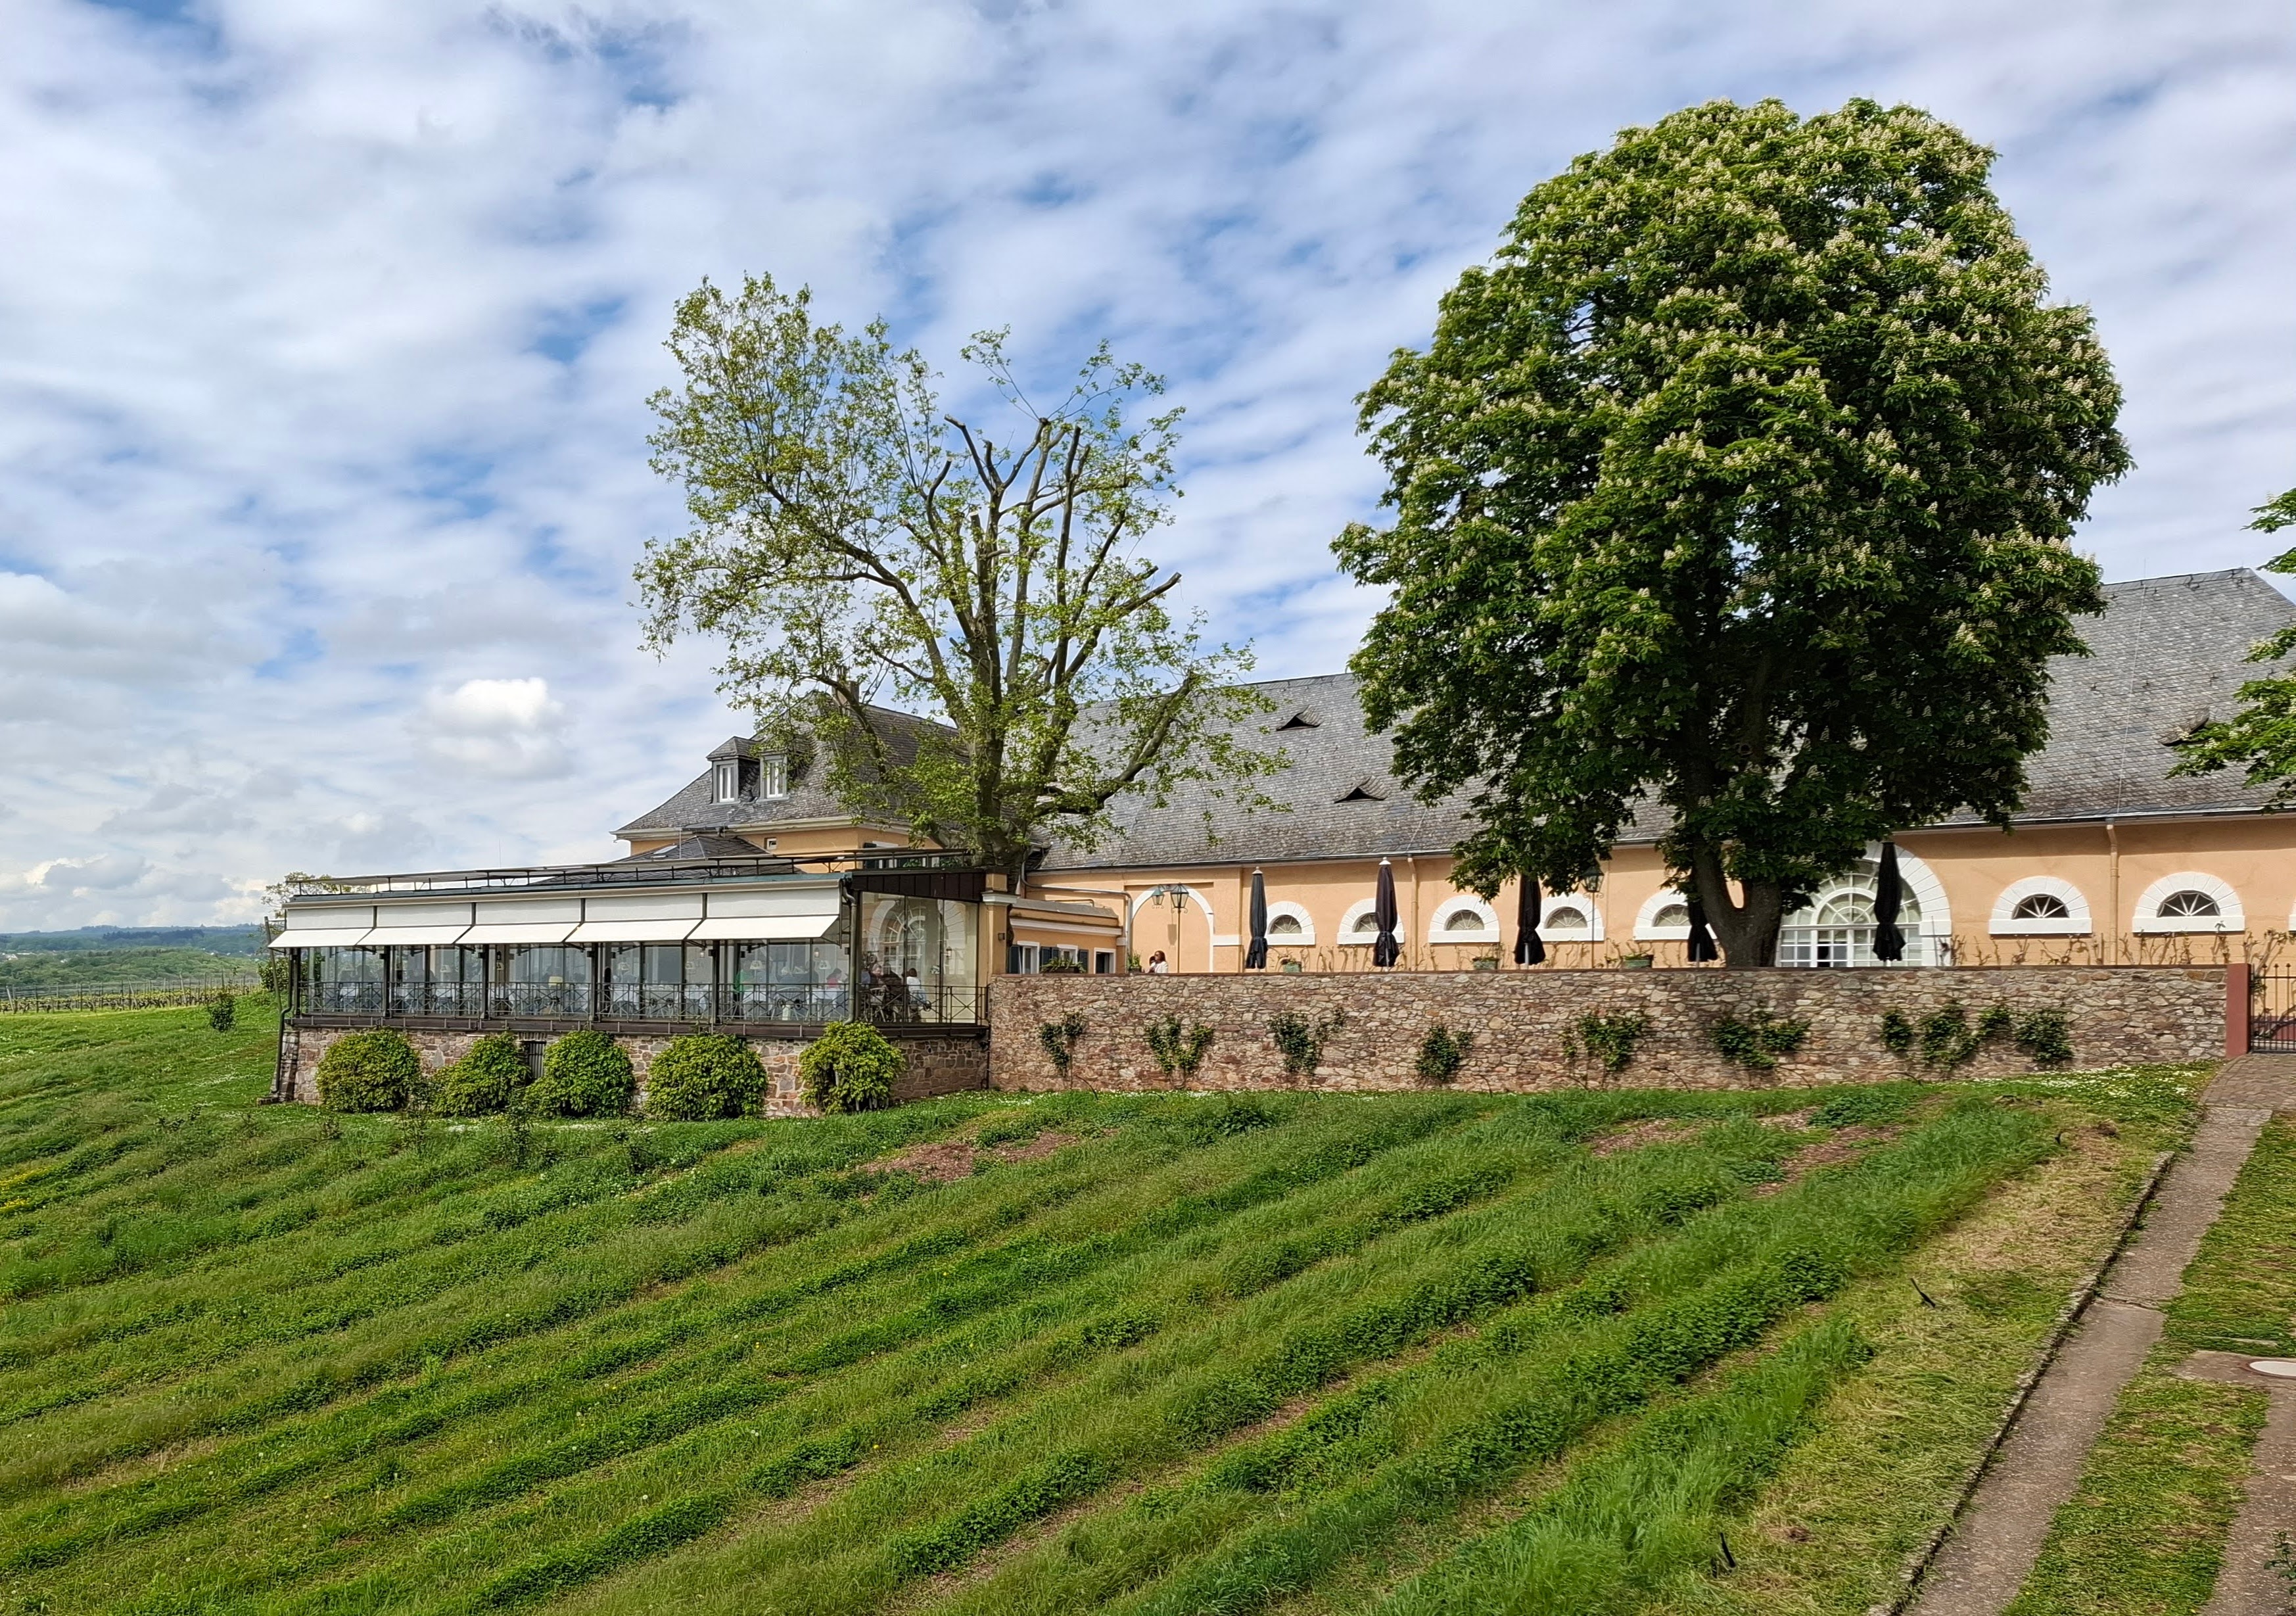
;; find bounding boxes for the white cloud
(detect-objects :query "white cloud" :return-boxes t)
[0,0,2289,926]
[415,677,571,779]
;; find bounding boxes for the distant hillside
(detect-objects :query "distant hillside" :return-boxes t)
[0,943,262,990]
[0,925,264,958]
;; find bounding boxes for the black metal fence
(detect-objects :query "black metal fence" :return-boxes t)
[2253,970,2296,1052]
[300,980,985,1028]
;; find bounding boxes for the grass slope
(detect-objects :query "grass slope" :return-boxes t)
[0,1005,2196,1616]
[2006,1115,2296,1615]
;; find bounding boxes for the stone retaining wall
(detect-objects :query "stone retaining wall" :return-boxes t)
[279,1024,988,1116]
[987,966,2231,1093]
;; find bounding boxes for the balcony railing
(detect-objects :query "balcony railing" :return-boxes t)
[1775,924,1950,968]
[303,979,985,1027]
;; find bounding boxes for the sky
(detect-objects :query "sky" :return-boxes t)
[2,0,2292,929]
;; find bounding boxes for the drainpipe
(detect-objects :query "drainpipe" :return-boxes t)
[1407,856,1421,969]
[2105,817,2121,965]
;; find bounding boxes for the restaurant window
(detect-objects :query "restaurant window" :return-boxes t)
[732,932,847,1022]
[862,892,979,1021]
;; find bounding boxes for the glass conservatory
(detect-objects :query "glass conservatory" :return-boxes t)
[276,855,987,1030]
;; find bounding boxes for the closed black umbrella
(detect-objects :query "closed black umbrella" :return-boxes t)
[1685,895,1719,962]
[1244,868,1269,970]
[1372,859,1401,969]
[1514,877,1545,966]
[1873,842,1907,963]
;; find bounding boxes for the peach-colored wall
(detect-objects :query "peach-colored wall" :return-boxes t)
[1033,813,2296,973]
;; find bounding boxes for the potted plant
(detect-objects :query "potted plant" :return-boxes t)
[1280,958,1303,974]
[1619,953,1654,970]
[1471,954,1499,972]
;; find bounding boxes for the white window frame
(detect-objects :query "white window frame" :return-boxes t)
[712,761,740,803]
[1538,894,1603,943]
[1990,876,2092,936]
[2133,872,2243,934]
[1428,895,1499,945]
[1261,901,1315,946]
[760,754,789,799]
[1338,897,1409,947]
[1632,889,1695,941]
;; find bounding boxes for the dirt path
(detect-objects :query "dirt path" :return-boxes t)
[1907,1058,2296,1616]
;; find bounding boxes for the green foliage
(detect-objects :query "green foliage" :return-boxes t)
[2171,485,2296,803]
[0,1003,2152,1616]
[646,1034,766,1120]
[205,990,236,1032]
[1808,1085,1914,1129]
[1037,1014,1088,1080]
[528,1030,634,1118]
[433,1034,528,1118]
[316,1028,421,1113]
[1039,954,1087,974]
[2014,1007,2075,1068]
[1334,99,2126,964]
[1713,1009,1810,1072]
[1911,999,2067,1070]
[1878,1009,1915,1055]
[799,1020,903,1112]
[1413,1024,1474,1085]
[636,273,1276,876]
[1144,1015,1215,1080]
[1267,1009,1344,1077]
[1574,1012,1649,1074]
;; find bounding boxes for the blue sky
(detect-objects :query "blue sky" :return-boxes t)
[3,0,2292,926]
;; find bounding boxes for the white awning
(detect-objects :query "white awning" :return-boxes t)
[268,928,373,949]
[358,925,473,945]
[566,918,701,944]
[690,911,841,941]
[460,923,579,945]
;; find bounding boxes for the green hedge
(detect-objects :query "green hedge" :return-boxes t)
[433,1034,528,1117]
[317,1029,422,1112]
[647,1034,766,1120]
[799,1022,903,1114]
[529,1030,634,1118]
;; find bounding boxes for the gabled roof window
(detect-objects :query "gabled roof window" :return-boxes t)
[1277,710,1321,731]
[1337,779,1386,803]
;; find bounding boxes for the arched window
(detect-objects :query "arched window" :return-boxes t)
[1351,911,1384,934]
[1430,895,1499,943]
[2134,873,2243,934]
[1269,913,1305,936]
[1990,876,2090,936]
[1652,903,1689,929]
[1336,898,1406,946]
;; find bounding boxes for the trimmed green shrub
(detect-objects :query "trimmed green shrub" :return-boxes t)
[1145,1016,1216,1080]
[647,1034,766,1120]
[205,989,236,1032]
[1573,1012,1649,1074]
[1037,1014,1087,1081]
[529,1030,634,1118]
[1415,1023,1474,1085]
[433,1034,528,1117]
[316,1028,421,1112]
[1267,1010,1344,1077]
[2015,1007,2075,1067]
[799,1021,903,1113]
[1713,1009,1809,1072]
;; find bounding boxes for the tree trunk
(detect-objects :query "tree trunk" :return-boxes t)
[1689,860,1785,968]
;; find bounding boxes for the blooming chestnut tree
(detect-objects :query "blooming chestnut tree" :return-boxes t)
[1338,99,2129,966]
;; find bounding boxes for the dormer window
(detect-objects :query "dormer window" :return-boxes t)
[761,755,789,799]
[712,761,741,803]
[1277,710,1321,731]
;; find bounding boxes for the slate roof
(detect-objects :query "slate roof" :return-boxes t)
[1037,567,2296,872]
[614,706,950,840]
[611,570,2295,870]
